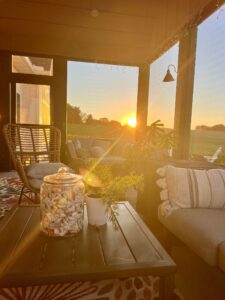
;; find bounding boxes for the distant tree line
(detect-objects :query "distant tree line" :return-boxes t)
[67,103,122,127]
[196,124,225,131]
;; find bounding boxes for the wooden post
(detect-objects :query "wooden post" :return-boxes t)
[52,57,67,162]
[174,28,197,159]
[136,64,150,141]
[0,51,11,171]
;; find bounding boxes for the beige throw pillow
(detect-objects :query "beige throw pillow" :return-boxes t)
[157,165,225,209]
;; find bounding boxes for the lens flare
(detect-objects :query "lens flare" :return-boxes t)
[127,117,136,128]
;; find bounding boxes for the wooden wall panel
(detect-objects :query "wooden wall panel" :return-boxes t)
[0,51,11,171]
[51,58,67,162]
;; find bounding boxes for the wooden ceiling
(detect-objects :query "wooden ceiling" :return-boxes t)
[0,0,223,65]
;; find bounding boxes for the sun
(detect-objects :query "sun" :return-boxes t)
[127,117,136,128]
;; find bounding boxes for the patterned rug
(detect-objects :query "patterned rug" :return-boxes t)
[0,177,23,206]
[0,177,32,208]
[0,277,160,300]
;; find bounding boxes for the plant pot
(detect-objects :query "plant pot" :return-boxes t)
[86,195,108,226]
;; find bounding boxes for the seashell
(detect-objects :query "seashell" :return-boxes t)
[40,179,84,237]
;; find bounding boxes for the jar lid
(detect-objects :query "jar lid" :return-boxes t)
[43,167,82,185]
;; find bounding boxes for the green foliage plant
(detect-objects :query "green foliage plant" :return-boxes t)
[124,120,176,173]
[82,162,143,228]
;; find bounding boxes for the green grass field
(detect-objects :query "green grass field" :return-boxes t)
[67,123,225,157]
[67,123,135,141]
[190,130,225,156]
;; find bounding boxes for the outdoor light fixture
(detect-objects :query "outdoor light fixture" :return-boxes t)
[163,64,177,82]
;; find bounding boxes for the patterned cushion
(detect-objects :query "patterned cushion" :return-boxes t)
[0,276,159,300]
[157,165,225,210]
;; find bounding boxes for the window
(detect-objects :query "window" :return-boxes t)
[12,55,53,76]
[67,61,138,142]
[15,83,50,125]
[190,5,225,163]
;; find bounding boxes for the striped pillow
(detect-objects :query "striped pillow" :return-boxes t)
[156,165,225,209]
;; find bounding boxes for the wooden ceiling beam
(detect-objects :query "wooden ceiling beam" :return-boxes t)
[0,31,150,66]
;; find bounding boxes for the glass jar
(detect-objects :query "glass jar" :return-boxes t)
[40,167,85,237]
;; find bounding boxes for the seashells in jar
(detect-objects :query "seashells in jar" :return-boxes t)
[40,167,85,237]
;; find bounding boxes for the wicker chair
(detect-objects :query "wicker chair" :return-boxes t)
[3,123,61,203]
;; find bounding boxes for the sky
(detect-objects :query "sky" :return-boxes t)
[191,5,225,129]
[67,63,138,125]
[67,4,225,129]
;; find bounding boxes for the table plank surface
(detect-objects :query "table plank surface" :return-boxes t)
[0,202,176,287]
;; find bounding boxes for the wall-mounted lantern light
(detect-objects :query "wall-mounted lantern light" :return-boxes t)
[163,64,177,82]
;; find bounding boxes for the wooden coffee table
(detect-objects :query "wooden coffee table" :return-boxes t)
[0,202,176,299]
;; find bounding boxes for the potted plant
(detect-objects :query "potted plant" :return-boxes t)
[124,120,176,173]
[80,162,143,227]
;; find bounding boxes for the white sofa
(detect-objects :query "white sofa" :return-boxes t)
[136,160,225,300]
[154,164,225,299]
[157,165,225,273]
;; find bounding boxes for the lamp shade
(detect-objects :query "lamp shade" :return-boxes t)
[163,69,175,82]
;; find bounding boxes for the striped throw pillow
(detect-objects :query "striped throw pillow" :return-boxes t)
[157,165,225,209]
